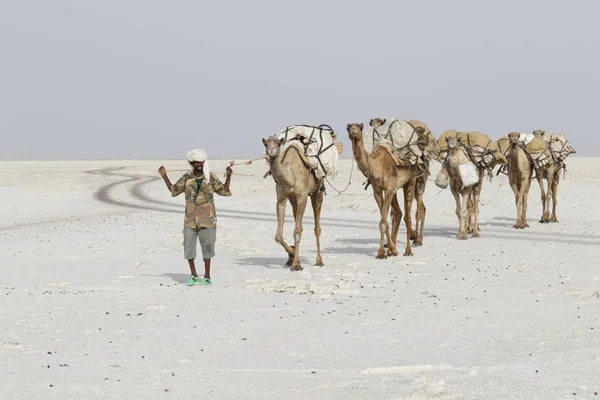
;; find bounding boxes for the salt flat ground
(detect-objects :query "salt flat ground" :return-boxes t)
[1,158,599,400]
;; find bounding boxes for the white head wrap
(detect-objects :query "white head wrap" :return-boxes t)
[186,149,210,183]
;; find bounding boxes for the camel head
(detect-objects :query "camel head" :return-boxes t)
[346,123,364,141]
[508,132,520,147]
[262,136,284,158]
[532,129,545,137]
[369,118,386,128]
[428,134,439,157]
[445,136,459,150]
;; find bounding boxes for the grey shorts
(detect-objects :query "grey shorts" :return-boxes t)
[183,227,216,260]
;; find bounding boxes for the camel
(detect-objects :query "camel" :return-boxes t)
[532,129,563,223]
[346,122,416,257]
[465,163,488,236]
[443,136,486,239]
[408,119,438,246]
[447,135,499,237]
[262,136,324,271]
[368,118,435,246]
[506,132,533,229]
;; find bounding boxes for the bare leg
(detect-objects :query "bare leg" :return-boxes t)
[187,259,198,277]
[203,259,211,279]
[311,191,325,266]
[290,196,308,271]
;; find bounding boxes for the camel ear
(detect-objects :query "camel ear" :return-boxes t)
[262,138,266,145]
[279,138,285,145]
[346,123,352,131]
[359,123,364,130]
[382,119,386,125]
[369,119,374,126]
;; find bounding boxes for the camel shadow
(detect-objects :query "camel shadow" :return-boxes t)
[325,246,378,256]
[419,228,461,239]
[234,256,310,269]
[335,238,379,245]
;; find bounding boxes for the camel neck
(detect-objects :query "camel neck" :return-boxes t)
[350,138,370,178]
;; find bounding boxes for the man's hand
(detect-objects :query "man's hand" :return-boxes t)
[158,166,167,177]
[226,166,233,176]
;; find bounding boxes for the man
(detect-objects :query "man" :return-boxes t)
[158,149,232,286]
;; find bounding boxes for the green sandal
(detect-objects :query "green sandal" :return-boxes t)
[198,278,212,286]
[186,276,199,286]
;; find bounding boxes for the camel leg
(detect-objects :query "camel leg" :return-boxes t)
[451,185,466,240]
[522,179,531,228]
[383,190,399,257]
[550,171,560,223]
[378,191,397,258]
[372,190,388,259]
[284,197,299,266]
[509,178,522,229]
[466,195,474,234]
[290,196,308,271]
[274,189,296,264]
[514,179,528,229]
[458,190,470,238]
[545,171,555,224]
[390,193,402,250]
[408,178,419,242]
[311,191,325,267]
[537,172,550,223]
[413,178,425,246]
[471,178,483,237]
[403,183,415,256]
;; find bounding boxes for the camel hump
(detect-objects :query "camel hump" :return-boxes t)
[280,142,312,169]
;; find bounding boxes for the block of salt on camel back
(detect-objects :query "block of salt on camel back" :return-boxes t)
[363,118,423,165]
[437,130,503,166]
[519,133,535,145]
[496,136,510,155]
[525,135,553,168]
[457,131,493,149]
[435,167,450,189]
[274,125,340,180]
[496,134,552,169]
[459,162,479,187]
[544,132,576,162]
[457,131,495,168]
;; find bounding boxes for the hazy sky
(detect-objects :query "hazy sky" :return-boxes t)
[1,0,599,160]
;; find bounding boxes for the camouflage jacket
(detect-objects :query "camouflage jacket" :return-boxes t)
[171,172,231,229]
